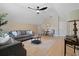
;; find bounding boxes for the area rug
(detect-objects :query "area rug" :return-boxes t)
[23,39,54,51]
[33,40,54,50]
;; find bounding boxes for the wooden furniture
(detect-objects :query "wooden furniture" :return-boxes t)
[64,38,79,56]
[64,20,79,56]
[0,40,26,56]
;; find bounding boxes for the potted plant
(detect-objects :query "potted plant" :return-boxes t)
[0,12,8,27]
[0,12,8,37]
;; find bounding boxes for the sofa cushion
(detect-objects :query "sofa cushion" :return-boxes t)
[14,34,32,39]
[20,30,26,35]
[17,31,21,36]
[17,30,26,35]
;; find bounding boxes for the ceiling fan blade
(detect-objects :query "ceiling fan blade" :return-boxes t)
[28,7,37,10]
[39,7,48,10]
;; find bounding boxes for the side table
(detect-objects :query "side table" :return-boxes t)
[64,38,79,56]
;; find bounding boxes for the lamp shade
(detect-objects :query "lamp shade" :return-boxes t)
[69,9,79,20]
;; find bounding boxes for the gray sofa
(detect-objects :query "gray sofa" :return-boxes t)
[8,30,34,42]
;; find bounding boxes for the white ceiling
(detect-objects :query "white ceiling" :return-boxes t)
[0,3,79,24]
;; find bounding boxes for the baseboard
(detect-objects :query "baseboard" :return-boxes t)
[54,34,65,37]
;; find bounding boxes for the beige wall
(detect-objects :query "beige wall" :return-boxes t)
[1,20,38,33]
[39,17,59,36]
[41,18,58,30]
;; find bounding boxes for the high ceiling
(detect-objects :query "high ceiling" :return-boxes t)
[0,3,79,24]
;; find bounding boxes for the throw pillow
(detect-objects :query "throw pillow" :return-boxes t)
[26,30,33,35]
[12,31,17,37]
[3,33,9,37]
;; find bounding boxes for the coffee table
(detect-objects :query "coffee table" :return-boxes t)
[31,35,41,44]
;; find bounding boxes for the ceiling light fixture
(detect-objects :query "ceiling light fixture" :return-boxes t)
[28,6,48,14]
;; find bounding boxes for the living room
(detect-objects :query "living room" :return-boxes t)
[0,3,79,56]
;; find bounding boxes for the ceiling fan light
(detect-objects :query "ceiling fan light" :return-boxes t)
[36,10,40,14]
[28,6,48,14]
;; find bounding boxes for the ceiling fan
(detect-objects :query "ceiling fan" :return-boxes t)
[28,6,48,14]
